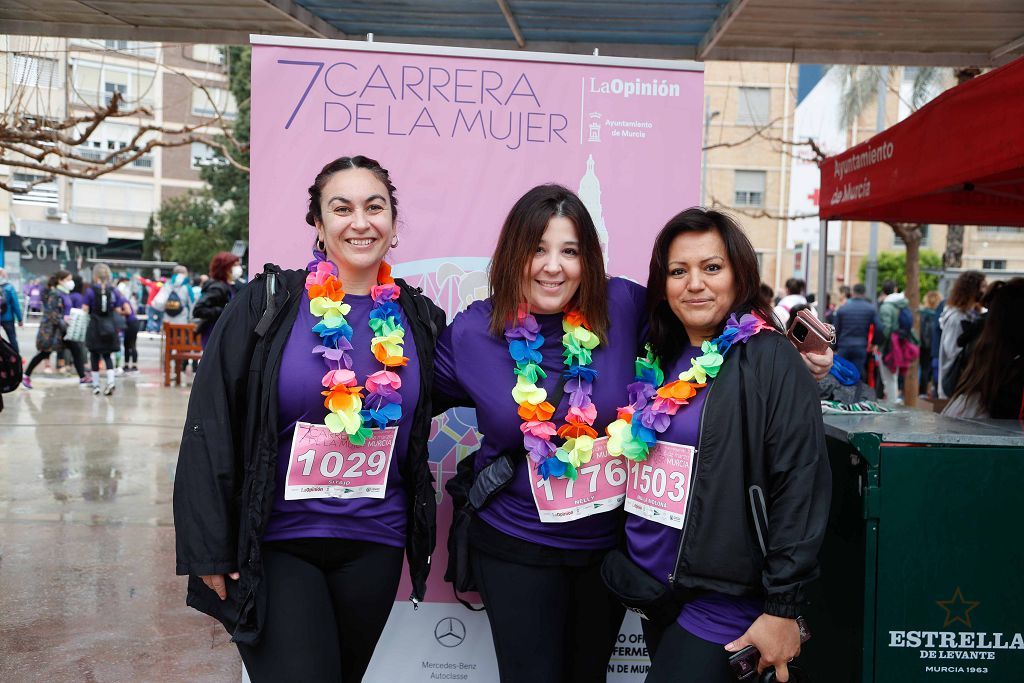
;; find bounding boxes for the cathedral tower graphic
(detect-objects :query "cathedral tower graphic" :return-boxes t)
[577,154,609,265]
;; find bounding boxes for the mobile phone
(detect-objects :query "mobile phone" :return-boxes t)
[786,310,835,356]
[728,616,811,680]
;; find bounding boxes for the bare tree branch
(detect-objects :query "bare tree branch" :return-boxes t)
[707,194,820,221]
[2,62,248,194]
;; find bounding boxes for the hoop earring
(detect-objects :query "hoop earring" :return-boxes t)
[390,234,400,249]
[315,237,325,252]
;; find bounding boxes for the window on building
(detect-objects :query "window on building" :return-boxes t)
[191,45,224,64]
[894,225,930,247]
[12,55,61,89]
[190,142,227,169]
[11,173,59,206]
[978,226,1024,234]
[75,122,154,169]
[71,61,154,108]
[191,86,237,119]
[982,259,1007,270]
[104,40,130,51]
[72,179,153,228]
[734,170,766,207]
[736,87,770,126]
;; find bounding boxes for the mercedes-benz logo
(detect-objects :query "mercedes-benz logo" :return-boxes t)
[434,617,467,648]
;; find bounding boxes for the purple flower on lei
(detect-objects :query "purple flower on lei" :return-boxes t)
[505,315,540,342]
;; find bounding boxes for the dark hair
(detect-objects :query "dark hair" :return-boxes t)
[646,208,777,365]
[305,155,398,229]
[787,303,812,332]
[882,280,897,295]
[838,285,851,297]
[946,270,985,310]
[785,277,805,295]
[950,278,1024,418]
[852,283,866,296]
[47,270,71,289]
[758,282,774,309]
[72,274,84,294]
[209,251,240,282]
[488,184,608,341]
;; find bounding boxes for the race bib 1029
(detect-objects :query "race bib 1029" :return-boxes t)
[624,441,694,529]
[529,437,627,524]
[284,423,397,501]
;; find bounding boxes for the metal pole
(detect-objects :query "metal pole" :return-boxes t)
[701,95,711,206]
[864,69,887,300]
[818,220,829,318]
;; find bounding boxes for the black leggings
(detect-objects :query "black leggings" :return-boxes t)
[237,537,404,683]
[90,351,113,373]
[643,621,736,683]
[471,546,625,683]
[25,343,86,379]
[123,321,138,364]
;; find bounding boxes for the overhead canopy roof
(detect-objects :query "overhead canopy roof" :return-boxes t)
[4,0,1024,66]
[819,57,1024,226]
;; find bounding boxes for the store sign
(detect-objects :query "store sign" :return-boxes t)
[18,237,99,274]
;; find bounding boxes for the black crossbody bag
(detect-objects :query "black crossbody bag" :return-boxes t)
[444,378,567,610]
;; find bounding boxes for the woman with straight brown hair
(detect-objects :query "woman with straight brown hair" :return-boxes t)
[435,184,644,682]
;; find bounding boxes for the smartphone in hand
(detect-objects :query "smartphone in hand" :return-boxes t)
[786,310,835,356]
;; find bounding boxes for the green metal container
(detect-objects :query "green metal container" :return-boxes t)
[802,412,1024,682]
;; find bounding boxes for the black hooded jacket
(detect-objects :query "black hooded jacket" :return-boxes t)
[173,264,446,644]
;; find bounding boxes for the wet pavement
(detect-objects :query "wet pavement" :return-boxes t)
[0,325,241,682]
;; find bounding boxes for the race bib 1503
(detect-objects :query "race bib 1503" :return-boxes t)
[284,423,397,501]
[624,441,694,529]
[529,437,627,523]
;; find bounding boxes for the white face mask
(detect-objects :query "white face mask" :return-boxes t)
[58,280,74,293]
[231,265,243,280]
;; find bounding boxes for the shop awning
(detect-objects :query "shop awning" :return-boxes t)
[819,56,1024,227]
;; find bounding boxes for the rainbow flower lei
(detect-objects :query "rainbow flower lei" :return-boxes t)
[507,306,600,480]
[606,312,773,462]
[306,255,408,446]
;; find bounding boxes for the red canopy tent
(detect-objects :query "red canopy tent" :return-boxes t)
[820,56,1024,227]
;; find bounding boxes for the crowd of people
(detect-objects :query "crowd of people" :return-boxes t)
[1,252,244,398]
[817,268,1022,419]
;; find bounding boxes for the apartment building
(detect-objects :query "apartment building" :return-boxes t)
[0,36,235,286]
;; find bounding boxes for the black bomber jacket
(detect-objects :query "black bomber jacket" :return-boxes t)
[667,330,832,619]
[173,264,446,644]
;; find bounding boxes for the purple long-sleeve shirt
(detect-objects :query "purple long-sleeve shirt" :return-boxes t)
[262,293,420,547]
[434,277,645,550]
[626,345,762,645]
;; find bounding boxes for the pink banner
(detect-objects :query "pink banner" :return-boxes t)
[250,39,703,286]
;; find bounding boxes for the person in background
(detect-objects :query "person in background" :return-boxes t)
[938,270,986,400]
[877,280,910,403]
[117,277,140,373]
[193,252,242,349]
[773,278,807,328]
[151,265,195,325]
[22,271,77,389]
[82,264,131,396]
[834,283,882,380]
[138,274,164,333]
[918,290,942,399]
[0,268,24,356]
[943,278,1024,419]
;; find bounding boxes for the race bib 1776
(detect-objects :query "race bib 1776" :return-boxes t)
[529,437,627,523]
[284,423,397,501]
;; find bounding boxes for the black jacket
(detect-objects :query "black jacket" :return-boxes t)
[667,331,831,619]
[192,279,236,336]
[173,264,446,644]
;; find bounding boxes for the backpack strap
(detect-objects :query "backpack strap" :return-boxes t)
[253,272,277,338]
